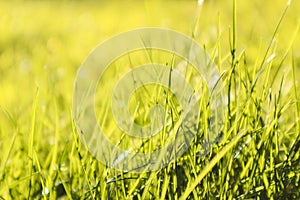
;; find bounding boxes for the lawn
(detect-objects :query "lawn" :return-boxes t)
[0,0,299,199]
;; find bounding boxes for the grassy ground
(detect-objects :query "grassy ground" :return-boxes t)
[0,0,300,199]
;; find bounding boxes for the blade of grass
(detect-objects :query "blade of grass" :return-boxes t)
[28,87,39,199]
[227,0,237,125]
[180,129,248,200]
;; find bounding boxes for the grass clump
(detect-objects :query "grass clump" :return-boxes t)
[0,0,299,199]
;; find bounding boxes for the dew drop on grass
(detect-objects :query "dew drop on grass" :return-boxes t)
[198,0,204,6]
[42,187,50,196]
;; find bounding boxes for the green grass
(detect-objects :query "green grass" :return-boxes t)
[0,0,300,199]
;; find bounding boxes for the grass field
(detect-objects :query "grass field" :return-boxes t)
[0,0,300,199]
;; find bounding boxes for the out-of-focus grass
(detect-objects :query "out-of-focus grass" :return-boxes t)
[0,0,299,199]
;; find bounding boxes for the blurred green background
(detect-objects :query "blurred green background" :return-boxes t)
[0,0,299,114]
